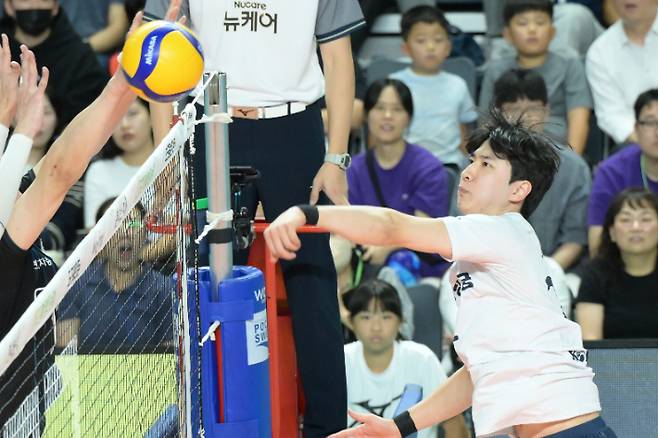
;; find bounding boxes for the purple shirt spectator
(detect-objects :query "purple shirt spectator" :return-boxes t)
[588,145,658,226]
[348,143,450,276]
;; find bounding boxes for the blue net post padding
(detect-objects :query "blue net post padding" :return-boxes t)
[185,266,272,438]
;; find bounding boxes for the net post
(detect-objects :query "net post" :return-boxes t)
[203,72,232,298]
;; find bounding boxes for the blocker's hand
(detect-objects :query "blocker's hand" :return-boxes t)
[0,34,20,127]
[13,46,49,140]
[263,207,306,262]
[328,410,401,438]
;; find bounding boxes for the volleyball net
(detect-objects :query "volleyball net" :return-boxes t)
[0,81,226,437]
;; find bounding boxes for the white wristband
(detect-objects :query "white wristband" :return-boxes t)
[0,133,34,228]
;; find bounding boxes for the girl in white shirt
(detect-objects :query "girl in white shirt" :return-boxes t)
[343,279,446,438]
[264,110,616,438]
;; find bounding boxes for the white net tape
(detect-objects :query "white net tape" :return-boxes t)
[0,119,188,379]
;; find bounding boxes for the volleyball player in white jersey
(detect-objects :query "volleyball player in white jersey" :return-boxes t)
[264,111,617,438]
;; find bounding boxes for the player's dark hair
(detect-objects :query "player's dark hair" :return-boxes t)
[400,5,450,40]
[343,279,403,321]
[634,88,658,120]
[364,78,414,119]
[493,69,548,107]
[503,0,554,25]
[596,189,658,277]
[465,109,561,218]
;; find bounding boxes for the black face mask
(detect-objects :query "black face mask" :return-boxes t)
[14,9,54,36]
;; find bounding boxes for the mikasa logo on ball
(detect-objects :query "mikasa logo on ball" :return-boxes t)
[144,35,158,66]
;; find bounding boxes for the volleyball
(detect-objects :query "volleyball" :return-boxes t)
[120,20,204,102]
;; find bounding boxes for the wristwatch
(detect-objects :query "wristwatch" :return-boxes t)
[324,153,351,170]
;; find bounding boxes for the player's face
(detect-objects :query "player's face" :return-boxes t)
[367,85,411,147]
[635,100,658,160]
[402,22,451,75]
[612,0,658,23]
[458,141,526,215]
[610,202,658,255]
[112,100,153,155]
[500,98,549,132]
[351,300,401,356]
[503,11,554,57]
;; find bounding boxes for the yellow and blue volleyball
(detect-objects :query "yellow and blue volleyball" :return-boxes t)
[120,20,204,102]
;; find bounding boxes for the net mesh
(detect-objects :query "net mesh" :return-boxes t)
[0,118,199,438]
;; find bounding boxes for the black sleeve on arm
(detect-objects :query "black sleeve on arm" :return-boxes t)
[0,232,28,334]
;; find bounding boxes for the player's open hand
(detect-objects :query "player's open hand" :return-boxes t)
[163,0,187,24]
[328,410,401,438]
[263,207,306,262]
[0,34,20,127]
[13,46,48,140]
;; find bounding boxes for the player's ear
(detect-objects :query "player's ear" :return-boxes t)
[509,179,532,204]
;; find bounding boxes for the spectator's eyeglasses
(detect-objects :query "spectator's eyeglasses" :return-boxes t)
[637,120,658,132]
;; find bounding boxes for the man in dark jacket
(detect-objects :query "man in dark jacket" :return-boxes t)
[0,0,108,134]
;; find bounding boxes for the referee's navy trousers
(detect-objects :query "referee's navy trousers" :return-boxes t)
[227,101,346,437]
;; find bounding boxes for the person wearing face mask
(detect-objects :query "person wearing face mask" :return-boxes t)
[0,0,107,134]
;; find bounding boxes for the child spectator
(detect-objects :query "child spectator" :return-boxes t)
[84,98,154,229]
[390,6,478,168]
[493,69,591,270]
[587,89,658,256]
[342,279,447,438]
[586,0,658,145]
[348,78,451,277]
[483,0,603,59]
[576,189,658,339]
[480,0,593,155]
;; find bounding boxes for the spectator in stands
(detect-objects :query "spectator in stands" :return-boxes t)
[493,69,591,270]
[57,198,175,351]
[59,0,129,69]
[342,279,449,438]
[484,0,603,59]
[576,189,658,339]
[587,89,658,256]
[390,6,478,168]
[348,78,451,277]
[0,0,108,134]
[586,0,658,145]
[480,0,593,155]
[352,0,436,54]
[84,98,153,230]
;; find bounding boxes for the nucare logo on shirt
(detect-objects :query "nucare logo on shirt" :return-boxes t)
[224,1,279,34]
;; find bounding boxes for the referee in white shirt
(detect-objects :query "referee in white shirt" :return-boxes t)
[144,1,366,436]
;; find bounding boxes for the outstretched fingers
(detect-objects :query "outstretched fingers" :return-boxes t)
[164,0,182,22]
[37,66,49,92]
